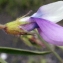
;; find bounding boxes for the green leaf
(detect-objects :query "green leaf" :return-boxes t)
[0,47,51,55]
[0,58,7,63]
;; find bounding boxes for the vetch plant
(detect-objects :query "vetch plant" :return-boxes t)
[0,1,63,46]
[19,1,63,46]
[0,1,63,63]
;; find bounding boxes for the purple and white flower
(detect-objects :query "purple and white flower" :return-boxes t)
[19,1,63,46]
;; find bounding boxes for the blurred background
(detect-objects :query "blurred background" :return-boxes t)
[0,0,63,63]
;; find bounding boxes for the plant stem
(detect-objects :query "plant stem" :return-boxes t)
[42,41,63,63]
[35,30,63,63]
[0,24,6,29]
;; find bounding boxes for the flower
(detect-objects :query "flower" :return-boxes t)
[19,1,63,46]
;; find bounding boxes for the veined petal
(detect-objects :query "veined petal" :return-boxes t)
[31,17,63,46]
[32,1,63,23]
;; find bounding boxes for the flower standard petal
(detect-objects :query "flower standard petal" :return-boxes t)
[32,1,63,23]
[19,1,63,32]
[31,17,63,46]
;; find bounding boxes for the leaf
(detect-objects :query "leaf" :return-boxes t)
[0,58,7,63]
[0,47,51,55]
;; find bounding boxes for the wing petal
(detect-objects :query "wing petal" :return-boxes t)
[19,23,37,31]
[31,17,63,46]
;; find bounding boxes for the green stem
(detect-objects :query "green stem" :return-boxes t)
[35,30,63,63]
[42,41,63,63]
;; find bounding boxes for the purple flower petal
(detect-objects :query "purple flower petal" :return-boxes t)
[19,22,38,31]
[31,17,63,46]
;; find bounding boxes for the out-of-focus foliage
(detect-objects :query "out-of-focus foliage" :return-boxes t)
[0,0,43,17]
[0,58,7,63]
[28,56,46,63]
[0,0,58,17]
